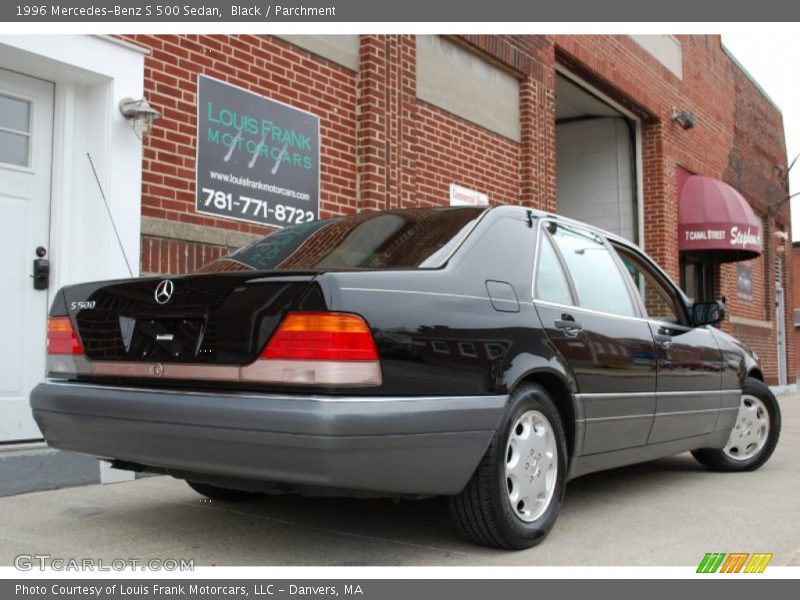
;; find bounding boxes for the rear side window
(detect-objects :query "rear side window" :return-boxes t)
[549,223,635,317]
[200,208,484,272]
[535,234,574,306]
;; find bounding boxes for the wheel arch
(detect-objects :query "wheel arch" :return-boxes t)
[747,367,764,382]
[512,368,580,461]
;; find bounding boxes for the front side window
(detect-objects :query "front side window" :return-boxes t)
[614,245,685,324]
[549,223,635,317]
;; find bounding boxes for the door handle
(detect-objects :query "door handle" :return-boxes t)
[654,334,672,350]
[555,314,583,337]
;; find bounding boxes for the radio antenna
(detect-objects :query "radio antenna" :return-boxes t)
[87,153,134,277]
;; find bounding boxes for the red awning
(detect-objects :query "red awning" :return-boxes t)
[678,175,762,261]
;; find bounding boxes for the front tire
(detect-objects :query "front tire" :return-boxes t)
[449,383,568,549]
[692,377,781,472]
[186,480,257,502]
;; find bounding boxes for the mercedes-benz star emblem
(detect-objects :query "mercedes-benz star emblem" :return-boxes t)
[154,279,174,304]
[152,363,164,377]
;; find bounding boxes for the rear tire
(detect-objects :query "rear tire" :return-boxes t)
[448,383,568,549]
[692,377,781,472]
[186,480,257,502]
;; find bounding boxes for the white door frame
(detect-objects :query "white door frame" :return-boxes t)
[0,35,146,295]
[0,36,146,479]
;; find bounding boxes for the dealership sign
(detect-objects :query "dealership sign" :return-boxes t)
[450,183,488,206]
[678,223,762,254]
[196,75,320,228]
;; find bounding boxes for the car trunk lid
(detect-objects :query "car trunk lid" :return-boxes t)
[61,272,324,365]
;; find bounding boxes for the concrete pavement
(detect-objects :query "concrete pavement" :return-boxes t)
[1,395,797,566]
[0,444,99,497]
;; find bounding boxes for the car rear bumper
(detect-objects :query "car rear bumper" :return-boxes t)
[30,381,506,496]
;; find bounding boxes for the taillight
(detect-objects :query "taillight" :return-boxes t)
[261,312,378,361]
[240,311,382,386]
[47,317,84,355]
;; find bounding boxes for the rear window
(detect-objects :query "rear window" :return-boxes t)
[199,208,485,273]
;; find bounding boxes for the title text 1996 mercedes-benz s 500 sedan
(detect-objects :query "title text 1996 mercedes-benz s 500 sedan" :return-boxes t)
[31,206,781,549]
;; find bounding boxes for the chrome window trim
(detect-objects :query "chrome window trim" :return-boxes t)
[533,298,649,325]
[533,223,578,307]
[531,217,543,300]
[532,298,713,334]
[531,215,700,328]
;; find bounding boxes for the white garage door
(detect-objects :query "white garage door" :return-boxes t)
[556,117,636,242]
[0,68,53,442]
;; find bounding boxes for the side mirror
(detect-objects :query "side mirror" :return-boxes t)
[692,300,725,326]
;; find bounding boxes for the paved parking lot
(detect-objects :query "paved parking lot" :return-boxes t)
[1,396,798,567]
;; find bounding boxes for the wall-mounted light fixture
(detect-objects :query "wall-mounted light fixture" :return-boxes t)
[775,230,789,255]
[119,97,162,139]
[671,108,696,130]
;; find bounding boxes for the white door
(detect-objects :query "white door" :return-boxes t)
[0,68,53,442]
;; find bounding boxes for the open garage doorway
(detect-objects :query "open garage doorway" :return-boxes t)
[555,73,642,244]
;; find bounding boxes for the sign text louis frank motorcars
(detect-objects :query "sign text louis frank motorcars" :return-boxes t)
[196,75,320,228]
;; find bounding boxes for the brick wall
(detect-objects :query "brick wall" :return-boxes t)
[122,33,359,274]
[123,33,792,383]
[127,33,556,268]
[140,236,229,274]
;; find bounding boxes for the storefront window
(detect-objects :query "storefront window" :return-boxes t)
[680,254,715,303]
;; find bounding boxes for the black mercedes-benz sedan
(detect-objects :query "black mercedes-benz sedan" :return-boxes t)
[31,206,781,549]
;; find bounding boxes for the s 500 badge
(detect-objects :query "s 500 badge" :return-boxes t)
[70,301,96,310]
